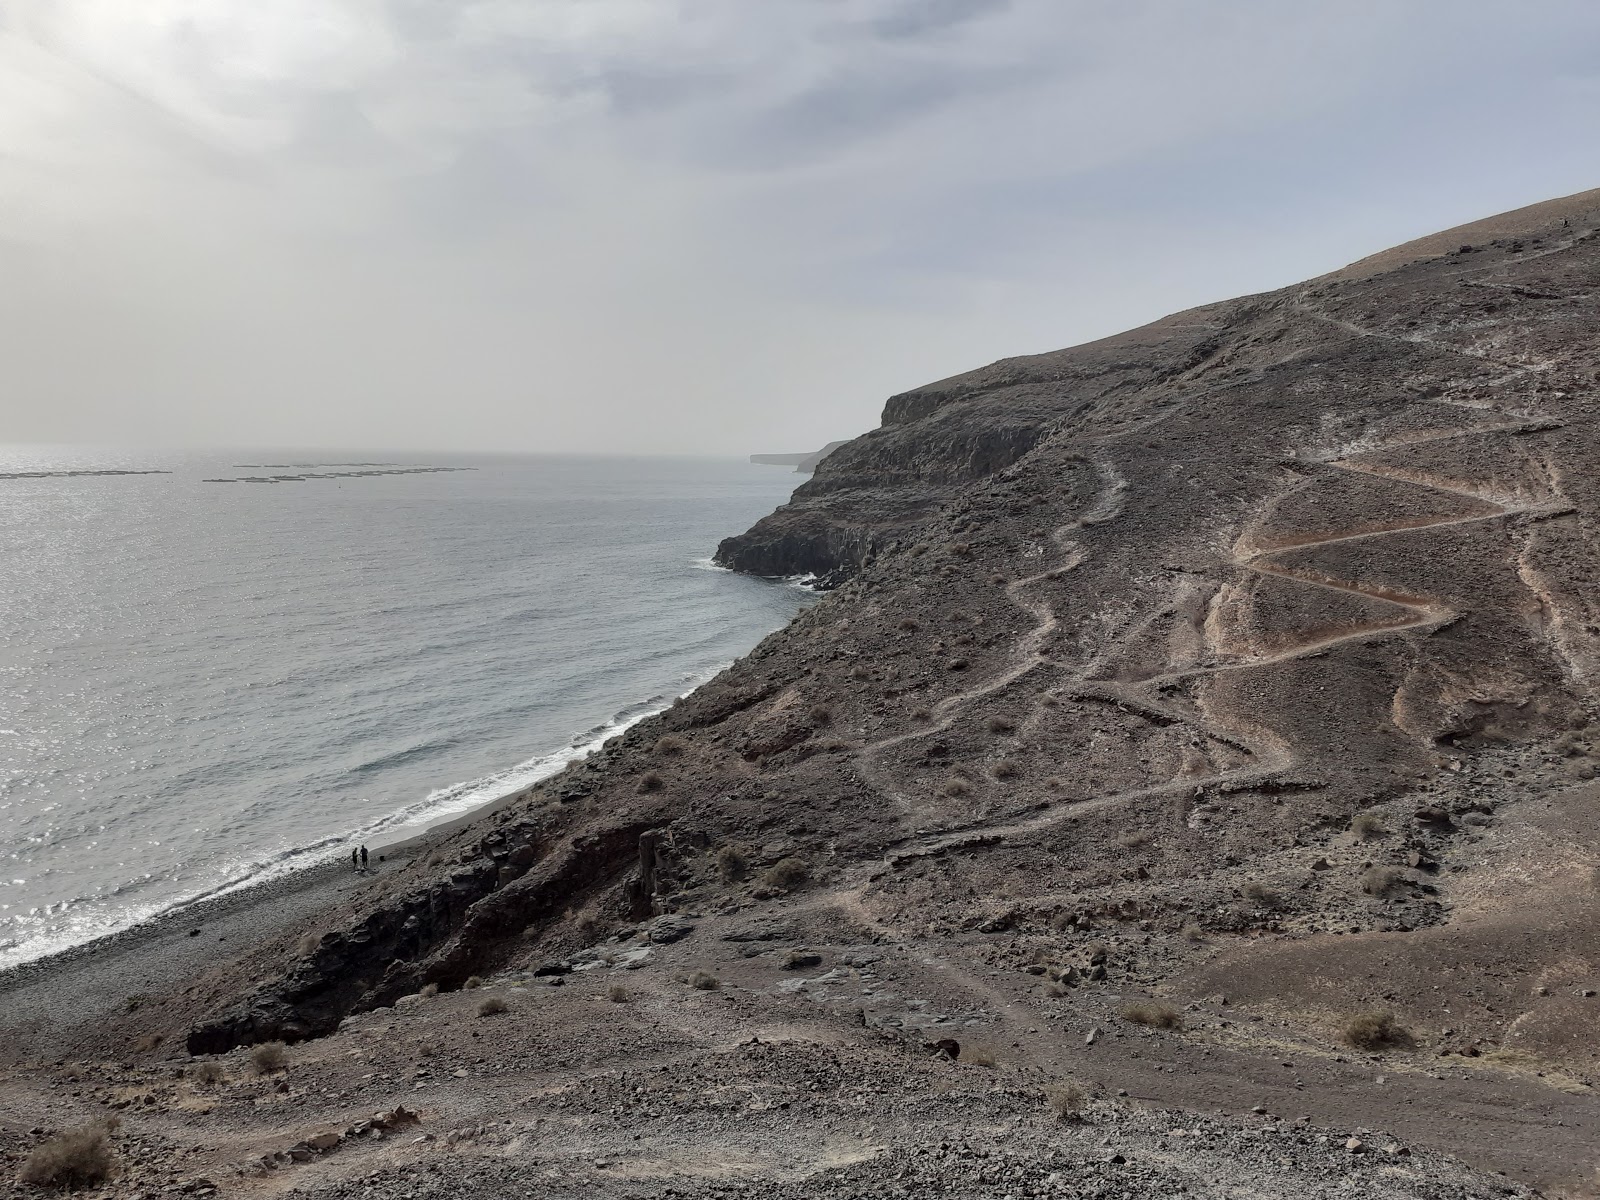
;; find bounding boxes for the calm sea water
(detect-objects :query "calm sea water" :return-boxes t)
[0,447,812,970]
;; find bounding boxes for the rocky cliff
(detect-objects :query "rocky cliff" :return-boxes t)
[16,188,1600,1196]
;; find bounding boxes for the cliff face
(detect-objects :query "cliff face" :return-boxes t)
[67,189,1600,1191]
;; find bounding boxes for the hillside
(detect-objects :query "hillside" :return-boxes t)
[4,189,1600,1197]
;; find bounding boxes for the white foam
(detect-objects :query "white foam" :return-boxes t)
[0,666,729,972]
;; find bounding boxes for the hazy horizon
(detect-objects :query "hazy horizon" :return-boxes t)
[4,1,1598,456]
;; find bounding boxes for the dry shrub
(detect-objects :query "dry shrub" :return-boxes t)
[1361,866,1408,897]
[296,932,322,957]
[942,777,972,797]
[250,1041,289,1074]
[1044,776,1065,791]
[607,983,630,1003]
[958,1044,997,1067]
[897,617,920,632]
[464,975,485,989]
[910,543,929,557]
[1118,829,1152,850]
[986,715,1016,734]
[989,573,1008,585]
[910,707,932,722]
[759,856,808,890]
[1342,1010,1409,1050]
[637,771,665,793]
[1120,1002,1182,1030]
[1043,1081,1087,1120]
[20,1121,116,1189]
[686,970,721,991]
[1242,881,1281,909]
[477,996,509,1017]
[1040,693,1060,708]
[653,734,686,756]
[991,759,1020,780]
[715,843,750,883]
[809,703,833,727]
[123,994,146,1013]
[189,1061,225,1086]
[1351,811,1388,841]
[849,665,870,681]
[420,982,440,999]
[132,1033,163,1054]
[1181,921,1208,943]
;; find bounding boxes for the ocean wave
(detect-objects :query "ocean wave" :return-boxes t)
[0,665,729,973]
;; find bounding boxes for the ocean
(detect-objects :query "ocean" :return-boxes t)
[0,447,813,970]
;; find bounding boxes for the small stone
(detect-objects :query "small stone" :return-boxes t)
[1345,1138,1364,1153]
[1251,1105,1267,1115]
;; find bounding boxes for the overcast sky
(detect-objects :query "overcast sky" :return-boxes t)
[1,1,1596,456]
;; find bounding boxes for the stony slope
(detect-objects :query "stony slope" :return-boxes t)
[5,189,1600,1197]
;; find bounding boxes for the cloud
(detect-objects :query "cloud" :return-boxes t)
[1,0,1597,453]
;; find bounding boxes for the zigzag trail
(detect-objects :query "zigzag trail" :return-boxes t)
[831,307,1569,901]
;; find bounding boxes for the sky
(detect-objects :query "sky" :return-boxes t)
[1,2,1597,456]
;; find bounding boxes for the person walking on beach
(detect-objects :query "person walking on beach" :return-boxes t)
[360,845,369,870]
[351,847,360,872]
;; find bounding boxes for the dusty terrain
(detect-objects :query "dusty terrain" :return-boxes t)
[5,189,1600,1197]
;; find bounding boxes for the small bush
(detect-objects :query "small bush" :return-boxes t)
[1040,693,1060,708]
[1120,1002,1182,1030]
[296,932,322,957]
[849,665,869,681]
[1044,776,1065,790]
[942,777,972,797]
[1362,866,1408,897]
[189,1061,225,1086]
[20,1122,115,1189]
[1342,1009,1409,1050]
[686,970,721,991]
[986,715,1016,734]
[759,857,808,890]
[637,771,665,793]
[464,975,485,990]
[250,1041,289,1074]
[420,982,439,998]
[653,735,686,756]
[607,983,630,1003]
[477,996,509,1017]
[124,994,146,1013]
[898,618,920,632]
[958,1044,997,1067]
[991,759,1020,780]
[1351,811,1388,841]
[910,707,932,722]
[1043,1081,1087,1120]
[1242,881,1281,909]
[1118,829,1152,850]
[715,843,750,883]
[132,1033,164,1054]
[809,704,833,727]
[1181,921,1208,943]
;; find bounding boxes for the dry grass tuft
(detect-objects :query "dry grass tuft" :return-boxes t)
[189,1061,225,1086]
[653,734,686,756]
[637,770,665,793]
[986,715,1016,734]
[250,1041,289,1074]
[910,707,932,722]
[20,1121,116,1189]
[941,777,972,797]
[958,1044,997,1067]
[990,759,1020,780]
[420,982,440,999]
[715,843,750,883]
[1361,865,1408,897]
[296,932,322,957]
[1120,1002,1182,1030]
[1043,1081,1087,1120]
[1351,810,1388,841]
[607,983,630,1003]
[686,970,721,991]
[808,703,833,727]
[1341,1009,1409,1050]
[759,856,808,890]
[1181,921,1208,943]
[132,1033,164,1054]
[1242,881,1281,909]
[1118,829,1152,850]
[477,995,509,1017]
[464,975,485,989]
[898,617,920,632]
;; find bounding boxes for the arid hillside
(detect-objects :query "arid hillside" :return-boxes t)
[5,189,1600,1197]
